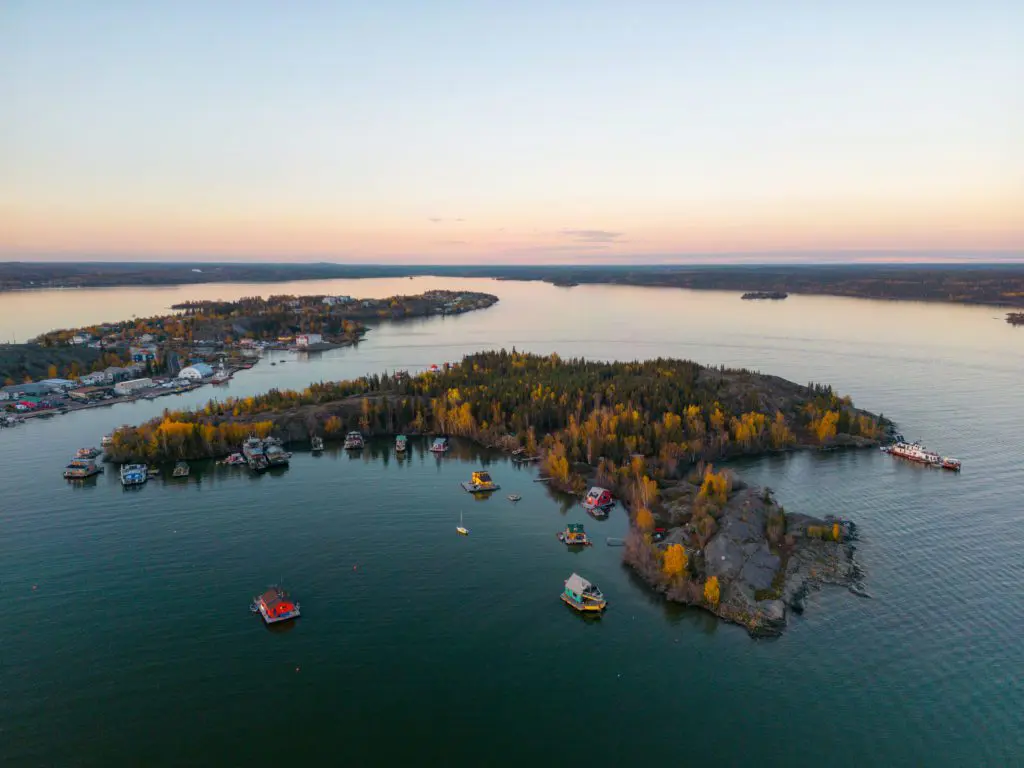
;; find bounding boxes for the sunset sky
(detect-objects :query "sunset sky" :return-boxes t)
[2,1,1022,263]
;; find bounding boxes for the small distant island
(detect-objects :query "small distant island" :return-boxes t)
[105,350,888,635]
[741,291,788,300]
[1007,312,1024,326]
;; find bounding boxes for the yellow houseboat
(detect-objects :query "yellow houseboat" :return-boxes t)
[561,573,607,613]
[557,523,591,547]
[461,470,499,493]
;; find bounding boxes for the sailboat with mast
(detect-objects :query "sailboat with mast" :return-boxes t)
[456,511,469,536]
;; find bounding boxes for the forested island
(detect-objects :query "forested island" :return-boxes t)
[106,350,888,635]
[4,261,1024,307]
[741,291,788,300]
[1008,313,1024,326]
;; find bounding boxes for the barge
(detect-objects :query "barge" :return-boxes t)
[120,464,148,487]
[64,457,104,479]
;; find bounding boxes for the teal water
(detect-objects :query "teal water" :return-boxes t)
[1,280,1022,765]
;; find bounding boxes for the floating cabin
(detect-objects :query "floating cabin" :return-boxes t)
[430,436,449,453]
[583,487,613,513]
[561,573,607,613]
[254,586,301,624]
[462,470,499,493]
[558,523,591,546]
[395,434,408,452]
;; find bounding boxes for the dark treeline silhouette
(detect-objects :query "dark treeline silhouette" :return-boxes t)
[5,262,1024,307]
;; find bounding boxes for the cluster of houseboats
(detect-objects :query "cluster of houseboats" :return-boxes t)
[882,438,961,471]
[245,470,620,625]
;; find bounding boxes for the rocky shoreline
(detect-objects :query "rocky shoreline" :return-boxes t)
[622,474,865,637]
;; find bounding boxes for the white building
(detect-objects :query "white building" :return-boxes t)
[296,333,323,348]
[322,295,353,306]
[79,372,112,386]
[114,378,153,396]
[69,333,92,346]
[178,363,214,381]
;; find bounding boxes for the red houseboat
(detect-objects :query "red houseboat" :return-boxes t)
[583,487,614,514]
[251,586,301,624]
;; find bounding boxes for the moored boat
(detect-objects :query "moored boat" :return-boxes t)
[557,522,591,546]
[456,511,469,536]
[63,457,104,479]
[120,464,148,487]
[885,440,961,471]
[311,436,324,453]
[172,461,190,478]
[461,470,499,493]
[101,434,114,447]
[343,431,364,450]
[429,436,449,453]
[507,494,522,502]
[395,434,408,453]
[561,573,606,613]
[264,439,290,468]
[583,486,614,515]
[242,435,269,472]
[211,363,231,385]
[76,446,102,459]
[250,585,301,624]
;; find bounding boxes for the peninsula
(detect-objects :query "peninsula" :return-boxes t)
[105,350,887,635]
[3,291,497,408]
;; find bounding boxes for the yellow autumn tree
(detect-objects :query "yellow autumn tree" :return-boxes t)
[699,466,730,507]
[812,410,839,443]
[324,415,343,435]
[704,576,720,606]
[663,543,688,578]
[832,522,841,541]
[47,364,58,379]
[769,411,796,448]
[635,506,655,532]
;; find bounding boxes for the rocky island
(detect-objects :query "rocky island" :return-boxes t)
[1007,312,1023,326]
[623,469,861,636]
[105,350,885,636]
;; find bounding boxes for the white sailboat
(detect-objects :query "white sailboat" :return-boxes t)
[456,511,469,536]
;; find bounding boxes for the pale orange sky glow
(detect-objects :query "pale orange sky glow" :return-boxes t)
[2,3,1022,264]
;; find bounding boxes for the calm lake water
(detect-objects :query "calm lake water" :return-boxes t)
[1,279,1022,766]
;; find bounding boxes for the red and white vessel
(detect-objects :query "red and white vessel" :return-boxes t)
[883,441,961,471]
[250,585,301,624]
[583,486,614,515]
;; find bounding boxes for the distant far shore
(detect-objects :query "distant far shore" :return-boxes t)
[3,261,1024,308]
